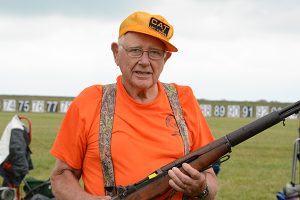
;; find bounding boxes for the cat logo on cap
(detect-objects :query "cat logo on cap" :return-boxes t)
[149,17,170,37]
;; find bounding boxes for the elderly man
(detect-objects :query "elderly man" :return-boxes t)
[50,11,218,200]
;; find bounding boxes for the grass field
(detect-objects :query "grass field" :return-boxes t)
[0,112,299,199]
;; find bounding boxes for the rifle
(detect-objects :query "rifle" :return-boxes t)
[112,100,300,200]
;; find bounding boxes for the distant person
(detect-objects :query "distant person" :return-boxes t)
[50,11,218,200]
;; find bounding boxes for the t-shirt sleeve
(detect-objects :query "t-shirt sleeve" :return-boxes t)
[175,84,214,151]
[50,99,87,170]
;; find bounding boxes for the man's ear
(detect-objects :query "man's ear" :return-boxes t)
[111,42,119,65]
[164,52,172,63]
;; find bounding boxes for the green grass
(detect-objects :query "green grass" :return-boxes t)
[207,117,299,200]
[0,112,299,199]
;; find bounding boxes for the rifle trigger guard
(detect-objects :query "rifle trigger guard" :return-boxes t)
[219,154,230,164]
[207,155,230,171]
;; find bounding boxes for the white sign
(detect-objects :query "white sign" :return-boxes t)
[227,105,240,118]
[200,104,212,117]
[288,114,298,120]
[3,99,16,112]
[18,100,30,112]
[214,105,226,117]
[256,106,269,118]
[32,100,45,112]
[60,101,72,113]
[47,101,58,112]
[242,106,253,118]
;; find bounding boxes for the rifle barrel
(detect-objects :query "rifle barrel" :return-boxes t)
[227,100,300,147]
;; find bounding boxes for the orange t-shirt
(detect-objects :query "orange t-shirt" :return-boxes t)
[50,76,214,199]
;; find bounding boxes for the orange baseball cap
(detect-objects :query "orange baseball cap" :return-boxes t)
[119,11,178,52]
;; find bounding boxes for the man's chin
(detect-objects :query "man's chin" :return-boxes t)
[133,80,154,90]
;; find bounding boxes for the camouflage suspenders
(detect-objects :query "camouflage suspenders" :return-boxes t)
[161,83,190,155]
[99,83,190,196]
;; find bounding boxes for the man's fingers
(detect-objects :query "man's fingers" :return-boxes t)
[168,163,210,197]
[168,179,184,192]
[168,167,190,190]
[182,163,203,181]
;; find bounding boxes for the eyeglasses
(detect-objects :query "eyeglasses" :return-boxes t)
[119,44,166,60]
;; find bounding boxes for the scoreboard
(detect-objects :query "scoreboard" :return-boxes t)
[0,96,298,119]
[1,98,72,113]
[200,103,297,119]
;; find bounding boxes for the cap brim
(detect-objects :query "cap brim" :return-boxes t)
[161,39,178,52]
[139,31,178,52]
[120,28,178,52]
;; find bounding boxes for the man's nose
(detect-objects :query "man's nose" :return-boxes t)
[138,51,151,64]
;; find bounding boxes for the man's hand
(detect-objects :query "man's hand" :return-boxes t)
[168,163,217,199]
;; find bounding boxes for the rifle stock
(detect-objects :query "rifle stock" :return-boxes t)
[112,100,300,200]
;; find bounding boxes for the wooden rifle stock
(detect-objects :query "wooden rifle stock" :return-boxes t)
[112,100,300,200]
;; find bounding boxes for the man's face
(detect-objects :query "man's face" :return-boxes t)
[112,32,171,92]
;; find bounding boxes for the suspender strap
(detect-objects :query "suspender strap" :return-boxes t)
[99,83,190,197]
[161,83,190,200]
[162,83,190,155]
[99,83,117,196]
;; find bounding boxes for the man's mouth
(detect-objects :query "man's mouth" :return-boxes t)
[134,71,152,75]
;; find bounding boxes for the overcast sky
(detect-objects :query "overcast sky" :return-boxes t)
[0,0,299,102]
